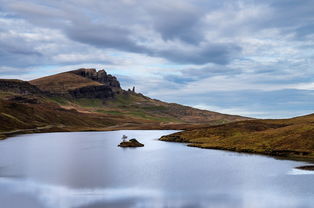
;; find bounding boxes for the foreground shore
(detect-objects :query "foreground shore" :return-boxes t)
[160,138,314,163]
[160,116,314,163]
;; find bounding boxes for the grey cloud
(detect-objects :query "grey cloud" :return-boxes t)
[263,0,314,39]
[0,0,313,77]
[0,0,245,65]
[148,3,205,44]
[0,32,43,67]
[164,64,240,85]
[5,1,68,27]
[65,24,148,54]
[0,38,41,56]
[64,16,241,64]
[157,43,241,65]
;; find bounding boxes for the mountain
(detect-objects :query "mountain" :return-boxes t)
[0,68,248,139]
[30,68,122,95]
[160,114,314,161]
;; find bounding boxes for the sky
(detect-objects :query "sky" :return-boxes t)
[0,0,313,118]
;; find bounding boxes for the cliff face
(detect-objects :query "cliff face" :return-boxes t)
[0,79,43,95]
[69,85,115,99]
[69,68,122,91]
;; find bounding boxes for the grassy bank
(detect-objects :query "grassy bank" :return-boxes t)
[160,115,314,162]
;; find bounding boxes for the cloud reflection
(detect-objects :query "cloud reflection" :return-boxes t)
[0,178,161,208]
[288,168,314,175]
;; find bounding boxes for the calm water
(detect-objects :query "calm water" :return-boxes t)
[0,130,313,208]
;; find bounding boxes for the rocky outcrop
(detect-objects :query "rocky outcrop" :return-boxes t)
[69,85,115,99]
[296,165,314,171]
[118,139,144,147]
[69,68,122,92]
[28,68,126,99]
[0,79,43,95]
[7,96,40,104]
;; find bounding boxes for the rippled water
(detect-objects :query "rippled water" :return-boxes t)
[0,130,313,208]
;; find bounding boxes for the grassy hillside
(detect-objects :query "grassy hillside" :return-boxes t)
[0,90,245,139]
[160,114,314,161]
[0,68,249,139]
[47,92,246,124]
[30,72,102,93]
[0,93,205,140]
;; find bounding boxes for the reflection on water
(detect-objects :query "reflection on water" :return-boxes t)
[0,130,313,208]
[288,168,314,175]
[0,177,163,208]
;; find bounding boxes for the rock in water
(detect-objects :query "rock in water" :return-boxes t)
[118,139,144,147]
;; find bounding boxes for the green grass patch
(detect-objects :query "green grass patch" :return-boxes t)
[107,94,134,106]
[96,110,124,115]
[126,110,176,122]
[141,106,168,111]
[48,96,69,105]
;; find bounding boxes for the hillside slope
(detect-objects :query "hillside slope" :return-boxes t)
[29,68,247,124]
[30,72,102,93]
[0,68,248,139]
[160,114,314,161]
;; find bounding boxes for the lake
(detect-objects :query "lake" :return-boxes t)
[0,130,313,208]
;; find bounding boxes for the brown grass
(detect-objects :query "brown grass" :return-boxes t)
[160,115,314,161]
[30,72,102,93]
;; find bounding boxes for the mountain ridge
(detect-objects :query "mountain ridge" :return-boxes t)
[0,68,249,139]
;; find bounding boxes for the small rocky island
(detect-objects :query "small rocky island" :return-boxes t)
[118,135,144,147]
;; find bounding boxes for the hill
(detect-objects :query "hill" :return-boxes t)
[30,72,103,93]
[160,114,314,161]
[0,68,248,139]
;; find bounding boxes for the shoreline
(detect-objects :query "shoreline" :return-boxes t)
[2,125,314,165]
[160,138,314,164]
[0,122,196,141]
[188,143,314,164]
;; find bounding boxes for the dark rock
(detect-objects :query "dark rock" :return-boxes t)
[69,85,115,99]
[267,150,310,156]
[295,165,314,171]
[0,79,43,95]
[7,96,40,104]
[118,139,144,147]
[69,68,122,92]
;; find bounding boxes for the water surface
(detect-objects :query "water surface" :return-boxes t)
[0,130,313,208]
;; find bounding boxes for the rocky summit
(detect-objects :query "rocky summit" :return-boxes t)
[69,68,122,92]
[30,68,123,99]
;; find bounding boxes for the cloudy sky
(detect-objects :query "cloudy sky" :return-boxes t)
[0,0,313,118]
